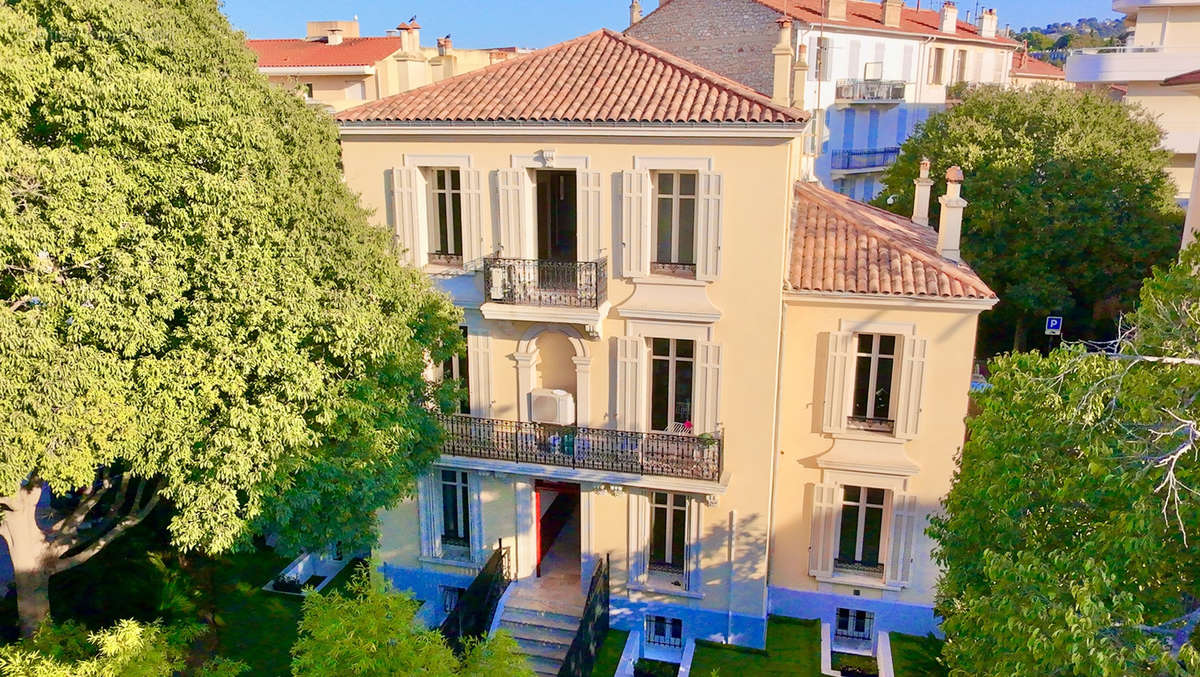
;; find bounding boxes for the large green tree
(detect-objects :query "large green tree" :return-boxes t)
[929,245,1200,674]
[291,568,532,677]
[872,85,1182,355]
[0,0,460,636]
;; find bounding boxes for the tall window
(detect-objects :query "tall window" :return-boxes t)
[951,49,968,84]
[440,470,470,551]
[837,485,885,574]
[653,172,697,274]
[303,83,314,99]
[928,47,945,85]
[851,334,896,430]
[430,168,464,265]
[650,492,688,578]
[441,327,469,415]
[650,338,694,432]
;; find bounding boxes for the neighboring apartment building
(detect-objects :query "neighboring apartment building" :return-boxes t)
[1010,50,1069,89]
[1165,69,1200,249]
[247,20,529,112]
[1066,0,1200,214]
[335,26,994,674]
[625,0,1018,202]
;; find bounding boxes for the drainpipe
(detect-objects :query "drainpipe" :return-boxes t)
[726,509,737,643]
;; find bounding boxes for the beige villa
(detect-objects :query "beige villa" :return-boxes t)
[334,25,994,674]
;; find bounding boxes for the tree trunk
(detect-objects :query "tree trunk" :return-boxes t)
[0,482,56,638]
[1012,315,1027,352]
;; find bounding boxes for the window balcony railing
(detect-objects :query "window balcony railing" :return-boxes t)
[830,148,901,172]
[483,257,607,309]
[834,558,885,576]
[436,413,722,482]
[835,79,907,103]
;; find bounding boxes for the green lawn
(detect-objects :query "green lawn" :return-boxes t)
[889,633,947,677]
[689,616,821,676]
[592,628,629,676]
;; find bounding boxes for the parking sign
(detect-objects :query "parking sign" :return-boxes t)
[1045,316,1063,336]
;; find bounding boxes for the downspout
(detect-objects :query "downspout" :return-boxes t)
[726,508,737,643]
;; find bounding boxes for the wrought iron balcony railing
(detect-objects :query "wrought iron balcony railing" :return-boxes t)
[830,147,901,171]
[437,414,722,482]
[835,79,907,102]
[483,257,607,309]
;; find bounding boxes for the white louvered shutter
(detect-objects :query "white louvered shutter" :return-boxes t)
[577,170,602,262]
[894,337,928,439]
[497,168,531,259]
[466,332,493,418]
[695,171,724,282]
[615,336,646,431]
[808,484,839,577]
[418,472,441,558]
[885,493,919,587]
[694,342,722,434]
[460,169,484,269]
[620,170,651,278]
[822,332,853,434]
[391,166,427,267]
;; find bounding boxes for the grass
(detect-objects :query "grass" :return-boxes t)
[888,633,947,677]
[210,548,304,676]
[689,616,821,676]
[592,628,629,676]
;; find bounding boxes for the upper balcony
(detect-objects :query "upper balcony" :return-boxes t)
[436,413,723,483]
[830,148,901,177]
[835,79,908,105]
[480,257,610,334]
[1066,45,1200,84]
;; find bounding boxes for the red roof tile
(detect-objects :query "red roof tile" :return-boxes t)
[336,29,807,124]
[1011,52,1065,79]
[750,0,1017,46]
[787,181,994,299]
[1164,69,1200,86]
[247,37,405,68]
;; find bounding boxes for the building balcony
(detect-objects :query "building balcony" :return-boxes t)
[436,414,723,483]
[830,148,901,176]
[1065,45,1200,84]
[835,79,908,104]
[480,257,610,335]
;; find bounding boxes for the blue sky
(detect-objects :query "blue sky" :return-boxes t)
[224,0,1120,47]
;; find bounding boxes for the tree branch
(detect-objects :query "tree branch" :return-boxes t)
[51,472,123,538]
[54,482,160,574]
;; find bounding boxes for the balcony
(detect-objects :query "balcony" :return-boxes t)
[830,148,900,176]
[835,79,907,104]
[1065,45,1200,84]
[436,414,723,482]
[480,257,609,335]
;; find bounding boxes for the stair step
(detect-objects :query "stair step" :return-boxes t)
[502,622,576,648]
[527,654,564,676]
[501,607,582,632]
[513,639,570,661]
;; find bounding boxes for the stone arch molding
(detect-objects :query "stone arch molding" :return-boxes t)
[513,324,592,424]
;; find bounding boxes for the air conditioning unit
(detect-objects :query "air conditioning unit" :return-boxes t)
[530,388,576,425]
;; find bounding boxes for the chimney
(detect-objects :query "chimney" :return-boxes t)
[882,0,902,27]
[937,166,967,262]
[772,18,793,107]
[630,0,643,25]
[826,0,847,21]
[306,20,359,40]
[409,20,421,51]
[437,36,453,56]
[940,2,958,34]
[912,158,933,226]
[980,8,998,38]
[326,27,343,46]
[790,44,808,109]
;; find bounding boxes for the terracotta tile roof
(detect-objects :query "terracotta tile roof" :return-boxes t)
[749,0,1017,47]
[247,37,405,68]
[336,29,807,124]
[1164,69,1200,86]
[786,181,994,299]
[1011,52,1065,79]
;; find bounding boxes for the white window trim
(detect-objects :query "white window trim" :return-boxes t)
[510,152,590,169]
[851,333,898,422]
[649,339,695,432]
[838,485,887,565]
[651,171,699,267]
[819,471,906,587]
[428,168,465,257]
[418,468,485,565]
[625,319,714,343]
[403,154,472,169]
[628,490,704,597]
[837,319,915,336]
[634,156,714,171]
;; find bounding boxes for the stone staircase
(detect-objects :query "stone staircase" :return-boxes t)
[497,585,584,676]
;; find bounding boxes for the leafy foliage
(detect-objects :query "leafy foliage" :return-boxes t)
[0,0,460,614]
[872,85,1181,354]
[929,247,1200,674]
[291,567,532,677]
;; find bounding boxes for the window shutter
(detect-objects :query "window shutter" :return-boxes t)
[467,472,484,561]
[461,169,484,269]
[894,336,927,439]
[627,492,649,583]
[391,166,427,268]
[694,342,722,434]
[885,492,919,587]
[615,336,646,431]
[808,484,838,577]
[577,170,602,262]
[497,168,530,259]
[466,332,492,418]
[418,472,441,559]
[822,332,853,434]
[620,170,651,278]
[695,172,723,282]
